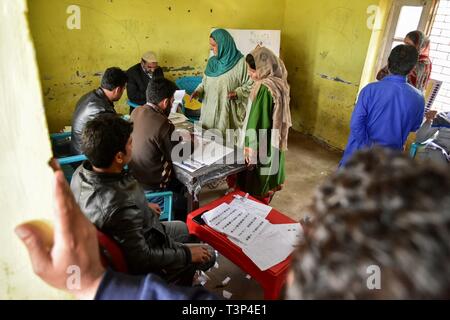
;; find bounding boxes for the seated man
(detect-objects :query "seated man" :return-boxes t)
[129,78,190,220]
[16,148,450,300]
[340,44,425,166]
[126,51,165,112]
[70,113,215,286]
[71,67,127,155]
[415,110,450,165]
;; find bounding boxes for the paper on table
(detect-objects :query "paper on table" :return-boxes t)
[230,196,272,218]
[270,223,303,247]
[192,138,234,166]
[173,137,234,172]
[202,203,269,245]
[169,112,189,125]
[242,229,295,271]
[229,222,303,271]
[176,158,206,173]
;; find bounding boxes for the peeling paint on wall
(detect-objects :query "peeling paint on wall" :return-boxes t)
[162,65,196,72]
[318,73,358,86]
[283,0,375,149]
[28,0,285,132]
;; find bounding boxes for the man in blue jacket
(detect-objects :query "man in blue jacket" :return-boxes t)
[340,44,425,166]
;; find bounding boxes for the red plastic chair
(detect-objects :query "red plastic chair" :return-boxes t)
[97,230,128,273]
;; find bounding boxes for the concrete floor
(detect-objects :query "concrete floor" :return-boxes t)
[197,130,342,299]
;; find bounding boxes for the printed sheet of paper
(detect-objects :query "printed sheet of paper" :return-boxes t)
[242,230,295,271]
[230,196,272,218]
[169,112,189,125]
[175,158,206,173]
[229,222,303,271]
[192,138,234,166]
[202,203,268,245]
[173,137,234,172]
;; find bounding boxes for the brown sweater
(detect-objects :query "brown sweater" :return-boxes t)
[129,105,178,190]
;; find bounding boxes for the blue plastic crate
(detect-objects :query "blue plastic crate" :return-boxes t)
[145,191,173,221]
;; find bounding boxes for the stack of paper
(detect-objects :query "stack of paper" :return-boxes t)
[173,137,234,172]
[201,198,303,271]
[169,112,189,125]
[202,203,269,245]
[230,195,272,218]
[240,223,303,271]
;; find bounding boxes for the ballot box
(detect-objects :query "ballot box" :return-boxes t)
[187,190,300,300]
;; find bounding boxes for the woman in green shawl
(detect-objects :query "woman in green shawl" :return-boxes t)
[235,47,292,204]
[191,29,253,141]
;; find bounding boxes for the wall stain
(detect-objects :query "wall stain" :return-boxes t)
[1,262,15,299]
[76,71,87,78]
[319,51,329,59]
[318,73,358,86]
[162,66,195,72]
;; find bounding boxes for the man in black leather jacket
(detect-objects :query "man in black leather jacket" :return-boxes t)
[70,113,215,286]
[70,67,128,155]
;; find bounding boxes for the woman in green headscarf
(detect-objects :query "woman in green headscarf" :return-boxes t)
[191,29,253,141]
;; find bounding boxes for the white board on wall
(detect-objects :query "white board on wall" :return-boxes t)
[211,28,281,57]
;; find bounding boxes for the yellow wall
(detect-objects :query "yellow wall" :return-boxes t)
[359,0,394,89]
[0,0,69,300]
[27,0,286,132]
[282,0,381,149]
[28,0,392,148]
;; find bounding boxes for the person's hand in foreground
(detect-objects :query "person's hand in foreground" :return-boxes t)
[15,159,106,300]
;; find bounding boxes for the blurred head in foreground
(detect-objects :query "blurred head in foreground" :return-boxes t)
[288,148,450,299]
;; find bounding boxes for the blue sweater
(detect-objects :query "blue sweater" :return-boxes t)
[95,269,218,300]
[340,75,424,166]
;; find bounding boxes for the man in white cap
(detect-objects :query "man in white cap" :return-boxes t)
[126,51,165,112]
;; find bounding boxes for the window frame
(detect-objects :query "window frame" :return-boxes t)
[377,0,437,71]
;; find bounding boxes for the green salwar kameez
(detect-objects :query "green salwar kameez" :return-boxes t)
[237,85,286,197]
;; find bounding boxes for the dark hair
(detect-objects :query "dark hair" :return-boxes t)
[152,67,165,80]
[100,67,128,91]
[146,78,178,105]
[246,54,256,70]
[388,45,419,76]
[406,30,423,47]
[289,148,450,299]
[81,113,133,168]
